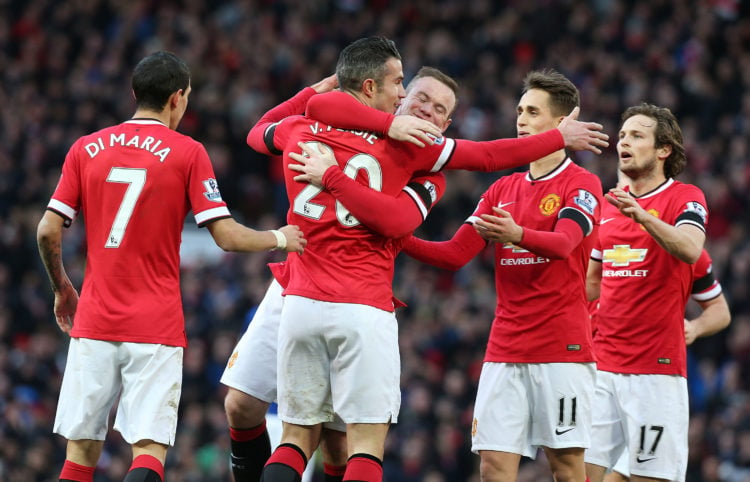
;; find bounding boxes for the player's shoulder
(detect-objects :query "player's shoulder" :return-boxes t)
[566,163,603,189]
[665,179,705,198]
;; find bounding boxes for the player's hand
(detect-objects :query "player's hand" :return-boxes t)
[54,283,79,334]
[557,107,609,154]
[474,207,523,244]
[605,187,648,222]
[310,74,338,93]
[288,142,337,187]
[388,115,443,148]
[278,225,307,254]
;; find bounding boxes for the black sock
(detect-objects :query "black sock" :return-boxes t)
[230,425,272,482]
[259,462,303,482]
[122,467,162,482]
[259,444,307,482]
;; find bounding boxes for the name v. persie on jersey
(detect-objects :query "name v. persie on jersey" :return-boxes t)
[84,132,172,162]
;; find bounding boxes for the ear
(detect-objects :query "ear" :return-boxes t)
[169,89,183,108]
[362,78,377,98]
[442,118,452,132]
[657,144,672,161]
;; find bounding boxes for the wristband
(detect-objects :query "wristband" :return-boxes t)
[270,229,287,251]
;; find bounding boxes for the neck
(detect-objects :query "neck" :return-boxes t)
[529,150,566,178]
[132,109,170,127]
[621,172,668,196]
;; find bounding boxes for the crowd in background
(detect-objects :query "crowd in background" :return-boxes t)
[1,0,749,480]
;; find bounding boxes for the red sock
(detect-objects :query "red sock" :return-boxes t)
[230,420,268,442]
[344,454,383,482]
[59,460,95,482]
[324,462,347,481]
[129,454,165,481]
[265,443,307,476]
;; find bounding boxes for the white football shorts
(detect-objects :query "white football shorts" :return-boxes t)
[54,337,182,445]
[277,295,400,426]
[220,279,285,403]
[471,362,595,457]
[219,280,346,432]
[584,370,688,482]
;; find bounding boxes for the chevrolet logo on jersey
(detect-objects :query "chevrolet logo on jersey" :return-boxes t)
[503,242,529,253]
[603,245,647,266]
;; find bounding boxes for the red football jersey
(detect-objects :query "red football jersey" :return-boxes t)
[267,116,466,311]
[47,119,231,347]
[471,159,602,363]
[592,179,708,376]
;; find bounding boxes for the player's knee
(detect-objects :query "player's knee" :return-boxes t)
[224,388,269,426]
[479,452,517,482]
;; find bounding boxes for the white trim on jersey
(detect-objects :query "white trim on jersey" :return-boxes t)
[692,282,722,302]
[194,206,231,225]
[48,199,78,220]
[675,218,706,232]
[429,137,456,171]
[402,185,429,219]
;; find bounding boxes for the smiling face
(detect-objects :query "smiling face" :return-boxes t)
[397,76,456,132]
[370,57,406,114]
[516,88,561,138]
[617,114,671,180]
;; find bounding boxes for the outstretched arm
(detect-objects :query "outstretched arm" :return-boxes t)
[206,218,307,254]
[401,223,486,271]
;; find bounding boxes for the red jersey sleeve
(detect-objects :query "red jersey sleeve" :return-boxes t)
[401,223,486,270]
[518,218,585,259]
[247,87,318,154]
[448,131,564,171]
[321,168,446,238]
[306,91,395,135]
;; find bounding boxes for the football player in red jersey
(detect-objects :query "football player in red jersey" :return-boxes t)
[594,248,730,482]
[36,51,305,482]
[379,69,603,482]
[584,104,709,482]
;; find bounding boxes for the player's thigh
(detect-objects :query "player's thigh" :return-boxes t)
[585,370,627,470]
[277,296,333,426]
[114,342,183,446]
[620,374,688,482]
[529,362,595,450]
[54,338,121,441]
[471,363,535,458]
[327,303,400,425]
[221,279,284,403]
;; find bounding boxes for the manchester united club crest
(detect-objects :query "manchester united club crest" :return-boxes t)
[641,208,660,230]
[539,193,561,216]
